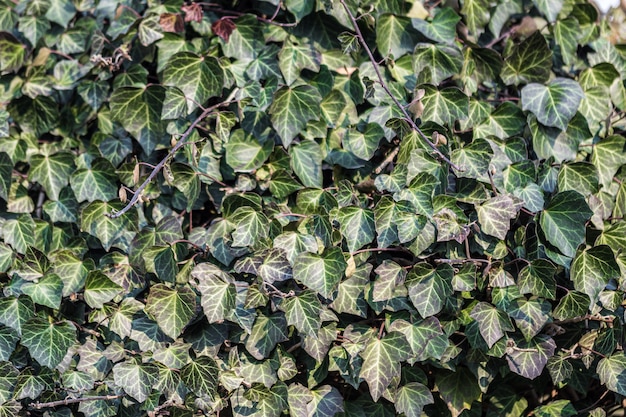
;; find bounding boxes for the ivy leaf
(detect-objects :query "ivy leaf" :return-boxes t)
[473,101,526,139]
[359,332,410,401]
[591,135,626,190]
[505,335,556,379]
[270,85,322,147]
[21,274,63,309]
[533,0,563,22]
[388,317,448,361]
[0,296,34,335]
[230,206,269,248]
[571,245,620,303]
[112,360,158,402]
[406,263,453,318]
[224,130,274,173]
[278,37,321,85]
[598,353,626,396]
[290,140,324,188]
[436,368,482,417]
[394,382,434,417]
[336,206,375,252]
[470,302,514,348]
[145,284,196,339]
[376,14,418,58]
[45,0,75,28]
[553,291,589,320]
[413,43,463,85]
[81,200,137,251]
[557,162,598,196]
[191,263,237,324]
[412,8,461,43]
[71,158,119,203]
[518,260,557,299]
[21,318,76,368]
[245,312,288,360]
[3,214,35,254]
[501,32,552,86]
[0,34,25,72]
[162,52,223,113]
[109,86,168,154]
[539,191,592,258]
[508,298,551,341]
[293,248,347,299]
[534,400,577,417]
[476,194,521,240]
[29,152,75,201]
[280,290,322,336]
[522,78,584,131]
[418,84,469,125]
[0,362,18,403]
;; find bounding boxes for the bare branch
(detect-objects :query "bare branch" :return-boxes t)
[337,0,460,170]
[30,395,122,409]
[108,88,239,219]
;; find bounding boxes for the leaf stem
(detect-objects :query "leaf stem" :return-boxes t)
[337,0,459,170]
[108,88,239,219]
[29,395,122,409]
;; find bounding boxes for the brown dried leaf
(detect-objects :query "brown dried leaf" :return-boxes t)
[212,18,236,42]
[159,13,184,33]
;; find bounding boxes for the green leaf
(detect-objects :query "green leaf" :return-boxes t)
[343,123,384,161]
[83,271,122,309]
[470,302,514,348]
[412,8,461,43]
[0,34,25,72]
[553,18,579,65]
[518,260,557,299]
[3,214,35,254]
[29,152,75,201]
[473,101,526,139]
[436,368,482,417]
[553,291,589,320]
[407,263,453,317]
[138,15,163,46]
[109,86,168,154]
[191,263,237,324]
[359,332,410,401]
[571,245,620,303]
[21,274,63,309]
[534,400,577,417]
[21,318,75,368]
[591,135,626,190]
[418,84,469,125]
[112,360,158,402]
[225,130,274,173]
[505,335,556,379]
[278,37,321,86]
[9,95,58,136]
[0,296,34,335]
[0,327,18,362]
[451,138,493,180]
[71,158,118,203]
[508,298,551,341]
[413,43,463,85]
[476,195,521,240]
[245,312,288,360]
[388,317,448,361]
[281,290,322,336]
[394,382,434,417]
[557,162,598,196]
[539,191,592,258]
[162,52,223,113]
[533,0,563,21]
[269,170,303,199]
[0,362,18,403]
[145,284,196,339]
[230,206,269,247]
[290,140,324,188]
[80,200,137,251]
[460,0,490,35]
[293,248,347,299]
[270,85,322,147]
[598,353,626,396]
[501,32,552,86]
[45,0,75,27]
[521,78,584,131]
[376,14,418,59]
[336,206,375,252]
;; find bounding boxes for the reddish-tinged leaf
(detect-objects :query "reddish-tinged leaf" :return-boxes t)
[212,18,236,42]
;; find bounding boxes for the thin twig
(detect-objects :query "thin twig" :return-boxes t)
[338,0,459,170]
[30,395,122,409]
[108,89,239,219]
[198,3,297,27]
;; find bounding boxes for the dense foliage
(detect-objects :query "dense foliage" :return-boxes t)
[1,0,626,415]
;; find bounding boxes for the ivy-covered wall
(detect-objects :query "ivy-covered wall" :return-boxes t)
[0,0,626,416]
